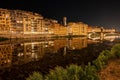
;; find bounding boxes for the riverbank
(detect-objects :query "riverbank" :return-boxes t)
[99,58,120,80]
[0,37,55,45]
[26,43,120,80]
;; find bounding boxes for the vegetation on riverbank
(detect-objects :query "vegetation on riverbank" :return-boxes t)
[26,44,120,80]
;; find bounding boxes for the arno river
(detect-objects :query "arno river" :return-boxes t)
[0,37,120,80]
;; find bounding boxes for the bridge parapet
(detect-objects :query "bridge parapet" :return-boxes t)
[88,28,116,33]
[103,29,115,33]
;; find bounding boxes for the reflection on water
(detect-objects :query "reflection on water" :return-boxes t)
[0,37,89,69]
[0,45,12,68]
[1,36,116,69]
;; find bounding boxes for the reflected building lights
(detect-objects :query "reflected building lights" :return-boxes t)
[1,37,110,68]
[0,45,12,68]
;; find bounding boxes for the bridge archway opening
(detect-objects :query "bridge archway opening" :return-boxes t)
[88,32,100,39]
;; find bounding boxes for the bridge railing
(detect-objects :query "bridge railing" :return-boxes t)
[103,29,115,33]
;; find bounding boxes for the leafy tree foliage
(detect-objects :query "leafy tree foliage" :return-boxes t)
[26,72,43,80]
[111,44,120,58]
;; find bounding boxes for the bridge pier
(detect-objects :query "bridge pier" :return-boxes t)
[100,27,104,40]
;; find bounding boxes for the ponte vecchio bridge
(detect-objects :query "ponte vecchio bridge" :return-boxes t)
[87,27,116,40]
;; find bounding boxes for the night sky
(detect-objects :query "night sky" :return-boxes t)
[1,0,120,30]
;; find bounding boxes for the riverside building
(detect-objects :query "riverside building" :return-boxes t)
[0,8,115,38]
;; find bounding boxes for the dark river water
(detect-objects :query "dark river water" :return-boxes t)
[0,37,120,80]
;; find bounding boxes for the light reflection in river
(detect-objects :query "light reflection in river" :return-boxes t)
[0,37,111,69]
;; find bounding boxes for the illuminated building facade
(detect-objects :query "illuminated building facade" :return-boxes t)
[53,23,67,36]
[0,8,11,34]
[0,8,44,38]
[68,22,88,36]
[0,8,116,38]
[9,10,44,34]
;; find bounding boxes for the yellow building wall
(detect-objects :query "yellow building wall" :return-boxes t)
[53,24,67,36]
[68,22,88,36]
[0,8,11,34]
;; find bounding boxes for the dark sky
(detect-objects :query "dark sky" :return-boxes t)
[1,0,120,30]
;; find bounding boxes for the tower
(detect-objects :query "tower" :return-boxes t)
[63,17,67,26]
